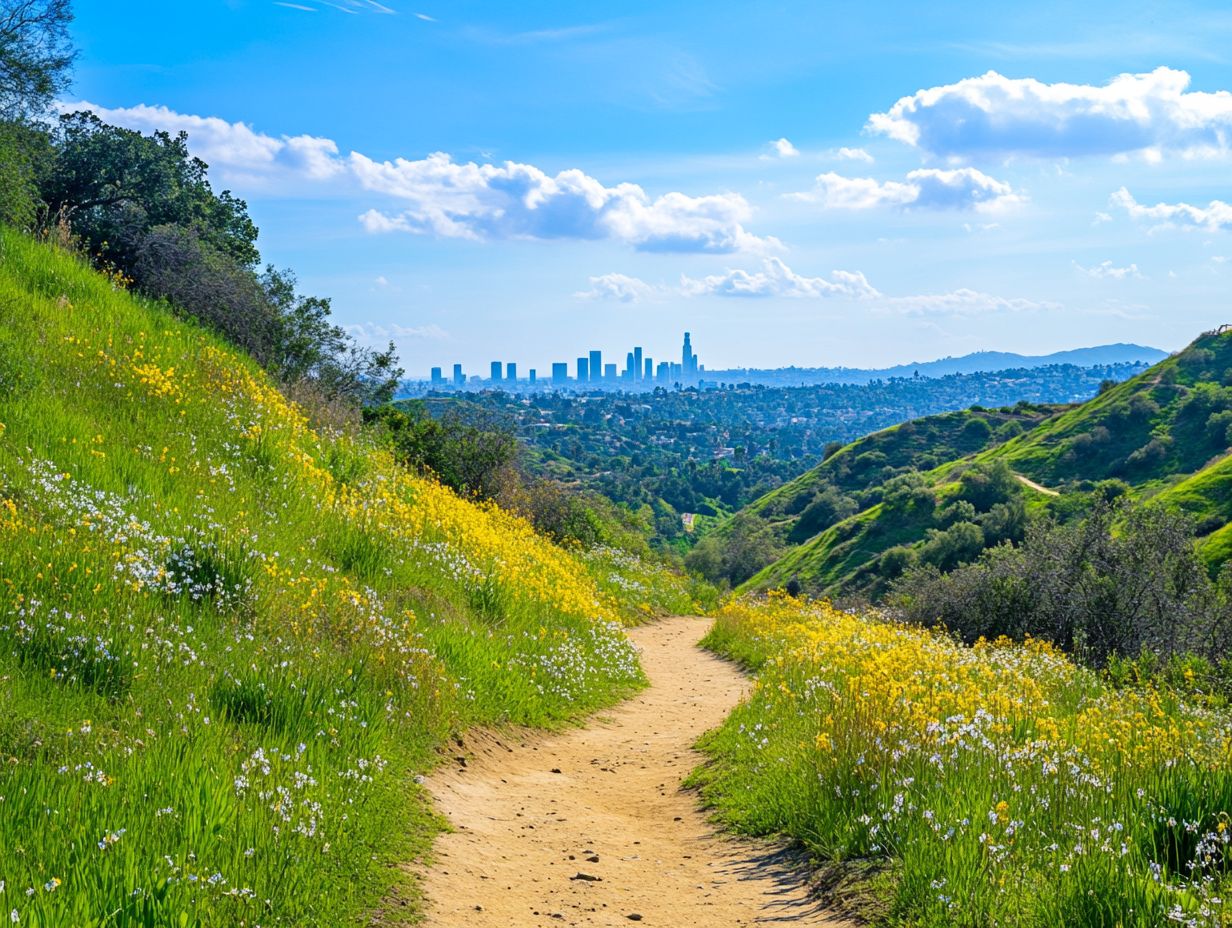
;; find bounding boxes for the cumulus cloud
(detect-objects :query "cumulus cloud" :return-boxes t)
[795,167,1021,212]
[1074,260,1144,279]
[1112,187,1232,232]
[583,259,1054,316]
[57,101,774,254]
[574,273,659,303]
[352,151,776,253]
[768,137,799,157]
[836,146,874,163]
[867,67,1232,160]
[58,101,345,184]
[679,258,879,299]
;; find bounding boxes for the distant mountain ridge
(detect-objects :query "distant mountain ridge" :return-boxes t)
[709,343,1169,386]
[871,344,1170,380]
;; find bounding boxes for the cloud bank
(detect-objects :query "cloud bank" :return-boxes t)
[1112,187,1232,232]
[868,67,1232,160]
[60,100,775,254]
[795,167,1021,211]
[582,259,1055,315]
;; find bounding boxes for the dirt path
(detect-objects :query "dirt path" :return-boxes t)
[1014,472,1060,497]
[419,616,845,927]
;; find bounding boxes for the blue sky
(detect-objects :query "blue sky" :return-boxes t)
[67,0,1232,376]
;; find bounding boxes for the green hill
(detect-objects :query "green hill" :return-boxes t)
[0,230,676,926]
[727,328,1232,598]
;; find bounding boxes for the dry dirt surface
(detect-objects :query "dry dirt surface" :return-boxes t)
[418,615,848,927]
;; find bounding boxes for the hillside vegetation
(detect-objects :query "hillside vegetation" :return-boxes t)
[720,329,1232,600]
[0,230,683,926]
[694,596,1232,927]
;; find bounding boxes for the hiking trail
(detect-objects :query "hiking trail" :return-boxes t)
[418,616,847,927]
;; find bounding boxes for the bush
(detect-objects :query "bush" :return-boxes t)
[789,486,857,542]
[894,500,1231,665]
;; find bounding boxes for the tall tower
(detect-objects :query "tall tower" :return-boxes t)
[682,332,698,381]
[589,350,602,383]
[633,346,643,382]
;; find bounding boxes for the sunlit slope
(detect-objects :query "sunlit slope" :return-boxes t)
[741,329,1232,596]
[0,229,643,926]
[710,404,1058,548]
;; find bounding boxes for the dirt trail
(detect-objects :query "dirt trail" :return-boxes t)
[419,616,846,927]
[1014,472,1060,497]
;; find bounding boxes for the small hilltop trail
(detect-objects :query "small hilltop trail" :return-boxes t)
[417,616,846,927]
[1014,472,1060,497]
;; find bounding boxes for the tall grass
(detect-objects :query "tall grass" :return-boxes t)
[695,596,1232,927]
[0,229,649,926]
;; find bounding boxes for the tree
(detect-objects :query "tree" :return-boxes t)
[0,0,74,120]
[41,111,259,267]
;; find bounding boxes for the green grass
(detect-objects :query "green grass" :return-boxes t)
[694,597,1232,928]
[0,229,651,926]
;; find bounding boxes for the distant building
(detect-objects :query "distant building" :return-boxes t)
[625,351,635,380]
[430,366,443,385]
[633,346,643,382]
[682,332,698,382]
[552,362,569,385]
[577,357,589,382]
[452,363,464,386]
[644,357,653,382]
[589,349,602,383]
[604,363,617,380]
[490,361,502,382]
[528,368,537,385]
[656,361,669,384]
[506,362,517,382]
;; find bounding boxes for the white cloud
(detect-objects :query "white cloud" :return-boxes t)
[352,151,777,253]
[836,146,874,163]
[769,137,799,158]
[415,11,436,20]
[574,273,659,303]
[58,101,345,184]
[1074,260,1144,279]
[868,67,1232,160]
[57,100,774,254]
[1112,187,1232,231]
[679,258,879,299]
[795,167,1021,212]
[586,259,1054,316]
[879,290,1058,316]
[348,322,449,342]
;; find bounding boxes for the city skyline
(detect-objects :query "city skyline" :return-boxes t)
[427,332,705,390]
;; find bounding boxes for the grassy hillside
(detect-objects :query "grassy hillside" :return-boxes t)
[694,596,1232,926]
[0,230,672,926]
[736,328,1232,598]
[690,403,1059,589]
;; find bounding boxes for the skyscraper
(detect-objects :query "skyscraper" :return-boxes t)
[430,366,443,385]
[552,362,568,385]
[633,346,643,381]
[625,352,635,381]
[604,363,617,381]
[577,357,589,382]
[490,361,502,382]
[452,363,464,387]
[682,332,698,382]
[589,350,602,383]
[506,362,517,382]
[644,357,653,382]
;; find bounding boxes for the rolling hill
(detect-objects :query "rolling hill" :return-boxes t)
[712,328,1232,599]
